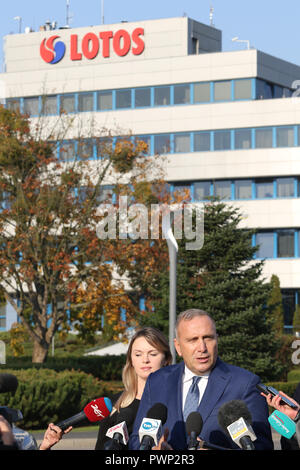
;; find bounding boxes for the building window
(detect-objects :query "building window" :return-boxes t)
[276,127,294,147]
[6,98,20,112]
[154,86,170,106]
[256,179,274,198]
[60,94,76,113]
[213,180,231,200]
[60,141,75,161]
[134,88,151,108]
[277,177,294,197]
[77,139,94,160]
[41,95,57,115]
[97,91,113,110]
[194,82,210,103]
[174,84,190,104]
[255,128,273,148]
[277,229,294,258]
[256,232,274,258]
[234,79,252,100]
[235,180,252,199]
[214,80,231,101]
[78,92,94,112]
[214,130,231,150]
[154,134,171,154]
[116,89,131,109]
[96,137,113,159]
[194,181,211,200]
[235,129,252,149]
[172,183,191,200]
[24,96,39,116]
[135,135,151,155]
[174,133,190,153]
[194,132,210,151]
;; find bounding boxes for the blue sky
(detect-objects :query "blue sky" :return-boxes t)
[1,0,300,68]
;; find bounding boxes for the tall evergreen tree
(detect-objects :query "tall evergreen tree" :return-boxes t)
[139,200,286,382]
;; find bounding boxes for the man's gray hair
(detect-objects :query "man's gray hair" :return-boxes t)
[175,308,216,338]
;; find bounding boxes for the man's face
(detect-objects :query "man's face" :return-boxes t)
[174,315,218,375]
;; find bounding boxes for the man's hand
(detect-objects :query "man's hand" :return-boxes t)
[39,423,72,450]
[152,428,173,450]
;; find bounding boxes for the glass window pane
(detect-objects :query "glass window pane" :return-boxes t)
[174,84,190,104]
[277,177,294,197]
[77,139,94,160]
[256,180,274,198]
[60,94,75,113]
[214,81,231,101]
[42,95,57,115]
[234,79,252,100]
[214,180,231,199]
[135,88,151,107]
[154,134,170,154]
[277,230,294,258]
[78,93,94,112]
[6,98,20,112]
[194,132,210,151]
[96,137,113,159]
[154,87,170,106]
[235,129,252,149]
[135,135,151,155]
[214,131,231,150]
[235,180,252,199]
[96,185,114,204]
[194,181,210,200]
[194,82,210,103]
[24,97,39,116]
[173,183,191,200]
[276,127,294,147]
[60,141,75,161]
[255,128,273,148]
[116,89,131,109]
[174,133,190,153]
[97,91,112,110]
[256,232,274,258]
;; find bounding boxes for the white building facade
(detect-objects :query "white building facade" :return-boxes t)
[2,16,300,331]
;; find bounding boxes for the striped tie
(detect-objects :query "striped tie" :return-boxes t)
[183,376,201,422]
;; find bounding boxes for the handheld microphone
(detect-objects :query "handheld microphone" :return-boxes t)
[56,397,112,431]
[0,373,18,394]
[185,412,203,450]
[268,410,296,439]
[104,408,135,450]
[138,403,168,450]
[218,400,256,450]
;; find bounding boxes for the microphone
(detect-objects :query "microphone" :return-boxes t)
[104,408,136,450]
[138,403,168,450]
[185,412,203,450]
[268,410,296,440]
[0,373,18,394]
[56,397,112,431]
[218,400,256,450]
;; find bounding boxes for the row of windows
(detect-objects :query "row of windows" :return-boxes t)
[5,78,292,116]
[170,177,300,201]
[52,124,300,162]
[254,229,300,259]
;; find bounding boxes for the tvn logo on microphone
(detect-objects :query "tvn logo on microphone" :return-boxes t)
[139,417,163,445]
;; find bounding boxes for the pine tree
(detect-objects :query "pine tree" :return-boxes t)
[139,200,286,382]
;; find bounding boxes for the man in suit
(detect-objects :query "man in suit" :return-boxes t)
[129,308,273,450]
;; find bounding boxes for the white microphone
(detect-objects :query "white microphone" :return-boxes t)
[138,403,167,450]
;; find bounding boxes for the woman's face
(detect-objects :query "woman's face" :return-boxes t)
[131,336,165,382]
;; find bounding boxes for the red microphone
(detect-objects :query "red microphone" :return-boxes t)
[56,397,112,431]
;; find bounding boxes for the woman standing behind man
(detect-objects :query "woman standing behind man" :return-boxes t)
[95,327,172,450]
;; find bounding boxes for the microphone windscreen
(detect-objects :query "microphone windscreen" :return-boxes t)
[185,411,203,436]
[146,403,168,424]
[84,397,112,423]
[218,400,252,432]
[0,373,18,393]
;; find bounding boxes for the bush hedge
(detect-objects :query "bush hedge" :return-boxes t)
[0,368,122,430]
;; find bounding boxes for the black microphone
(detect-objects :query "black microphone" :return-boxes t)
[0,373,18,394]
[185,412,203,450]
[138,403,168,450]
[104,408,136,450]
[218,400,256,450]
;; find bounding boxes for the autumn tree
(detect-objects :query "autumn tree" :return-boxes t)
[0,106,165,362]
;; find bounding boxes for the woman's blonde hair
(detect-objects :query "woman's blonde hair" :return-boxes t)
[113,327,172,412]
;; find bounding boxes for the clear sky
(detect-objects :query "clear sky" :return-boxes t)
[1,0,300,69]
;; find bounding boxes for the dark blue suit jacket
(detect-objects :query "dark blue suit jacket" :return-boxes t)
[129,358,273,450]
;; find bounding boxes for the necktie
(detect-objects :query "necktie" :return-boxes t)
[183,376,201,422]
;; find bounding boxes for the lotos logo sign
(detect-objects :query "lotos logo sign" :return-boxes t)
[40,27,144,64]
[40,35,66,64]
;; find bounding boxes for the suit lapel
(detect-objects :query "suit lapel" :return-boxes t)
[198,358,231,424]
